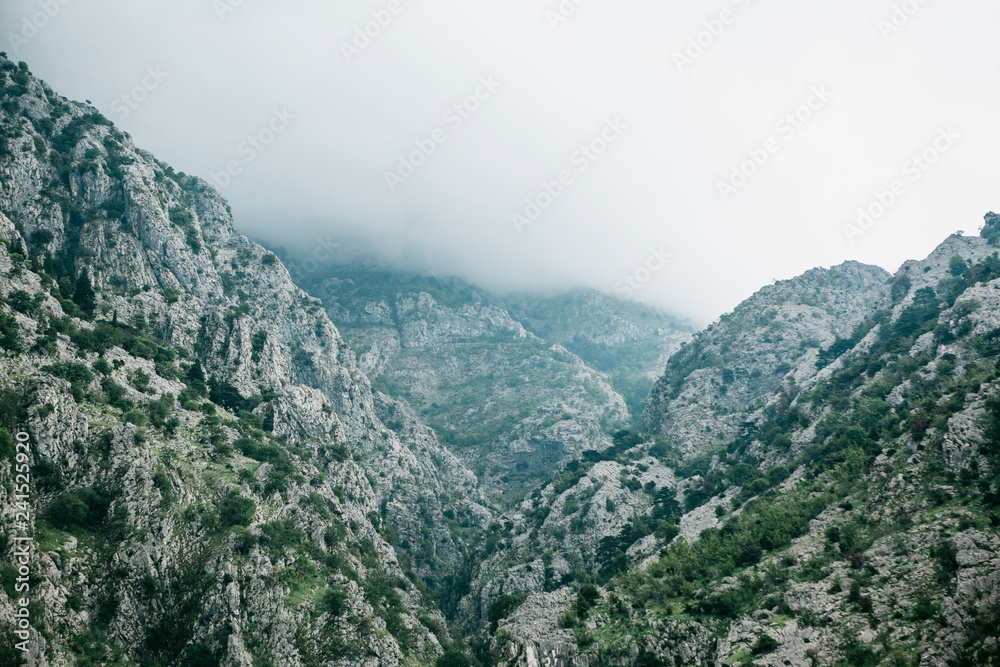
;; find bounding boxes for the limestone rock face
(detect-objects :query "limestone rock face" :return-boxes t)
[3,54,1000,667]
[0,57,478,666]
[463,226,1000,666]
[294,268,690,498]
[643,261,890,457]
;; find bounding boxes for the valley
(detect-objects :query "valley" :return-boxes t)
[0,56,998,667]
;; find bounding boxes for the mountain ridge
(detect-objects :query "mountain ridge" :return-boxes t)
[0,54,999,667]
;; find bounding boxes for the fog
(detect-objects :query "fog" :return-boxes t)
[3,0,999,324]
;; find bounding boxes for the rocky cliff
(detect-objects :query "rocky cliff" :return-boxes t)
[482,225,1000,667]
[2,53,1000,667]
[643,261,890,457]
[289,267,690,501]
[0,56,487,667]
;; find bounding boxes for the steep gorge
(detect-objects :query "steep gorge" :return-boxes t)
[1,56,999,667]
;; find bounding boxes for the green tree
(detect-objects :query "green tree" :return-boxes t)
[488,594,524,632]
[575,584,600,618]
[751,634,779,655]
[319,587,348,617]
[219,493,255,528]
[893,287,939,339]
[72,268,96,317]
[436,650,472,667]
[932,540,959,581]
[49,493,89,528]
[0,312,21,352]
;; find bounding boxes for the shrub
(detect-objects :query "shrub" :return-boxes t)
[49,493,89,527]
[131,369,150,393]
[0,429,13,460]
[48,488,112,529]
[893,287,939,339]
[264,468,290,494]
[488,594,525,632]
[33,459,63,492]
[218,493,255,528]
[575,584,600,618]
[43,362,94,401]
[634,651,668,667]
[843,642,879,667]
[124,410,147,427]
[147,393,175,429]
[229,527,257,555]
[751,633,779,655]
[102,378,133,411]
[152,470,174,503]
[0,312,22,352]
[182,643,216,667]
[436,650,472,667]
[260,518,301,551]
[168,207,192,227]
[767,465,791,485]
[911,595,939,621]
[234,437,281,462]
[319,586,349,617]
[932,539,959,581]
[7,290,37,316]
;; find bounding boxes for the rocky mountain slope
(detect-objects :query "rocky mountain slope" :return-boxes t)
[2,53,1000,667]
[643,261,890,457]
[501,290,692,415]
[479,222,1000,667]
[0,56,489,667]
[287,267,690,501]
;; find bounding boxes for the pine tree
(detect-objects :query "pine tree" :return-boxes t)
[72,268,96,317]
[186,361,208,397]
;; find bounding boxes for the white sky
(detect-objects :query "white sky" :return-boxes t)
[3,0,999,324]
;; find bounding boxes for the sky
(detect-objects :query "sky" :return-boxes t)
[2,0,999,325]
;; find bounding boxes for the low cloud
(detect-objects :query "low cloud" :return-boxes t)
[3,0,999,324]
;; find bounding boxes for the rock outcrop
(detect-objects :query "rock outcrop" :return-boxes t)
[0,56,481,666]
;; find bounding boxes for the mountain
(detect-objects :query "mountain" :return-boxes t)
[501,289,692,415]
[643,261,890,457]
[481,225,1000,666]
[0,56,488,666]
[286,265,691,501]
[2,53,1000,667]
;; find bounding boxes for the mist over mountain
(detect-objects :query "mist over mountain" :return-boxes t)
[2,4,1000,667]
[4,1,1000,324]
